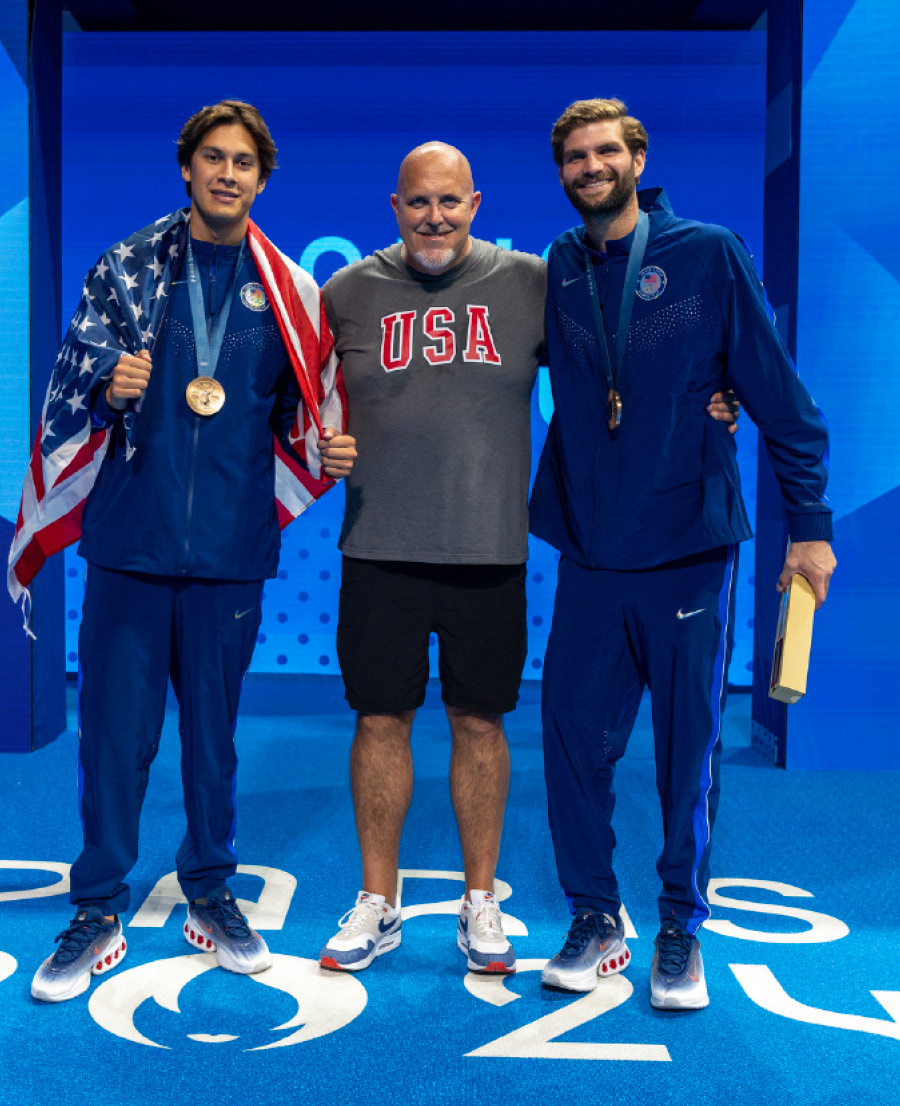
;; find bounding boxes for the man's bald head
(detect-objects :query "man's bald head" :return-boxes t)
[396,142,475,195]
[391,141,481,275]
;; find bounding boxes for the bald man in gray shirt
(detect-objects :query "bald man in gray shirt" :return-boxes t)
[317,142,736,977]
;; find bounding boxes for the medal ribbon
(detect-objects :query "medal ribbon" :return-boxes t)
[582,208,650,398]
[185,236,247,380]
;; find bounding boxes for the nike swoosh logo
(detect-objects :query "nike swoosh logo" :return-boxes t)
[561,276,583,287]
[235,608,256,620]
[378,917,397,934]
[676,608,706,620]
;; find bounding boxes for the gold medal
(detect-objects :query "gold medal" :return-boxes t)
[607,387,622,431]
[186,376,225,416]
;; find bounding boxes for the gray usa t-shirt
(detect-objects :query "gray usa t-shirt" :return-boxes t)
[322,239,547,564]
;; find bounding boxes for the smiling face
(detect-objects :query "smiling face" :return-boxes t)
[391,145,481,275]
[559,120,645,219]
[181,122,266,244]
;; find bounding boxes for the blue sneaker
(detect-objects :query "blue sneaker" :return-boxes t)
[457,893,516,974]
[185,886,271,974]
[650,916,709,1010]
[31,907,127,1003]
[542,909,630,992]
[319,891,402,971]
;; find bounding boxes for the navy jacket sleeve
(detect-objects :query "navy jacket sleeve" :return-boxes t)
[717,233,833,543]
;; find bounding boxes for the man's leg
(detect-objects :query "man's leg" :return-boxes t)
[351,711,416,905]
[636,545,738,1010]
[33,567,173,1003]
[171,578,262,901]
[638,546,738,932]
[71,567,174,915]
[540,556,643,992]
[435,564,525,973]
[322,558,430,971]
[170,577,271,975]
[447,707,509,899]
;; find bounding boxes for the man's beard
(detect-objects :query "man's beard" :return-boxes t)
[410,244,459,273]
[563,164,638,219]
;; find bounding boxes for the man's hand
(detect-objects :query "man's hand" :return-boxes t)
[708,390,740,435]
[106,350,152,411]
[777,540,836,610]
[319,427,357,479]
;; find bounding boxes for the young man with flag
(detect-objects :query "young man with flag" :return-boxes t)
[12,100,355,1003]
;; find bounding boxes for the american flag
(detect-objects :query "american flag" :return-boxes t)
[7,208,346,628]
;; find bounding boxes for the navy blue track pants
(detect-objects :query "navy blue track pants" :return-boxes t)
[70,565,263,914]
[542,545,737,934]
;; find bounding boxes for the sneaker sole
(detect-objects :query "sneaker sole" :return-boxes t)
[184,918,271,974]
[650,984,709,1010]
[319,930,401,972]
[541,942,630,992]
[31,933,127,1003]
[456,933,516,974]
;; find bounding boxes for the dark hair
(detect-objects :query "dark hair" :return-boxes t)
[177,100,278,196]
[551,98,649,166]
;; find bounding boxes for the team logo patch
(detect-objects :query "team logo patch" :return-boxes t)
[240,282,269,311]
[636,266,667,301]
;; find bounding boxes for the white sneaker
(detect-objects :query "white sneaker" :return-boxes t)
[457,892,516,973]
[319,891,401,971]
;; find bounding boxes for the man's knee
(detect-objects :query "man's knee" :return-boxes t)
[446,708,506,745]
[355,711,416,745]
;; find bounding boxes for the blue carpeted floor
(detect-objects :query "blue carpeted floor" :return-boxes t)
[1,678,898,1106]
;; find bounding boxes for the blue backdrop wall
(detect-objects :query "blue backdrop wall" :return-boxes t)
[779,0,900,768]
[58,29,765,680]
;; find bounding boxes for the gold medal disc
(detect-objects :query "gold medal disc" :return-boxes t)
[186,376,226,416]
[607,388,622,431]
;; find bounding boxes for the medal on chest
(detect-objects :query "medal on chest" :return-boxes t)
[185,376,226,416]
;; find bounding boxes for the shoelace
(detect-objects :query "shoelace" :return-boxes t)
[338,899,390,937]
[471,899,504,941]
[205,895,252,939]
[562,911,616,957]
[53,916,110,965]
[656,920,693,975]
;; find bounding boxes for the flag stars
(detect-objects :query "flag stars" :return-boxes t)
[121,270,139,291]
[147,256,164,279]
[66,392,87,415]
[131,301,143,322]
[113,241,135,263]
[153,283,167,300]
[95,258,109,281]
[79,352,96,376]
[148,231,164,246]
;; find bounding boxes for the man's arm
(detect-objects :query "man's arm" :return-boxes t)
[718,233,835,606]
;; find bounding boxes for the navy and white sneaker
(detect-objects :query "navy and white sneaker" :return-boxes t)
[650,916,709,1010]
[542,909,630,992]
[185,885,271,975]
[457,893,516,974]
[31,907,127,1003]
[319,891,401,971]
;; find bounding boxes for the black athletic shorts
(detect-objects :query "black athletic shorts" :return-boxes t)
[337,557,527,715]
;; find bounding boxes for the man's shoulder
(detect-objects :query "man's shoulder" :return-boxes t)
[103,209,189,261]
[322,247,398,299]
[659,213,750,262]
[464,241,550,291]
